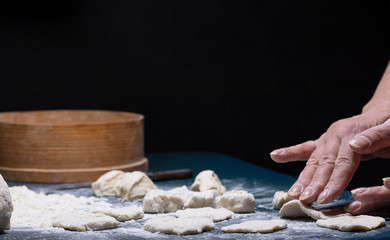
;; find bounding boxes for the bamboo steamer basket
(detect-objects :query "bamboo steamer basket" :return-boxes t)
[0,110,148,183]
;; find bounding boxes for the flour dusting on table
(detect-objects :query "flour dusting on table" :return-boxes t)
[10,186,110,229]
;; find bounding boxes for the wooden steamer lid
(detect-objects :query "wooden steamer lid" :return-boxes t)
[0,110,148,183]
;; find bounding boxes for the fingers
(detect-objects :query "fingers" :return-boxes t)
[298,140,340,204]
[345,201,389,215]
[350,186,390,203]
[287,144,324,199]
[383,177,390,191]
[345,184,390,215]
[315,138,361,204]
[270,141,316,163]
[350,119,390,154]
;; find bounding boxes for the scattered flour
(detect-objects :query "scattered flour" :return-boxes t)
[10,186,110,230]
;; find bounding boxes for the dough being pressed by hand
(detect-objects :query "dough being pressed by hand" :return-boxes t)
[0,174,13,231]
[272,191,291,210]
[191,170,226,195]
[279,200,350,220]
[92,205,144,222]
[175,207,234,222]
[144,216,214,235]
[118,171,158,201]
[143,186,189,213]
[221,219,287,233]
[316,215,386,232]
[51,213,119,231]
[217,190,255,213]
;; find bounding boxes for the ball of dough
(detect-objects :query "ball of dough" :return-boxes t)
[217,190,255,213]
[190,170,226,195]
[143,186,189,213]
[272,191,291,210]
[92,170,125,197]
[0,174,13,232]
[183,190,220,209]
[118,171,158,201]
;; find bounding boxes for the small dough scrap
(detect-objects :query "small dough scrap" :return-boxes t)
[92,205,144,222]
[51,213,119,231]
[222,219,287,233]
[191,170,226,195]
[316,215,386,232]
[184,190,220,209]
[272,191,291,210]
[217,190,255,213]
[279,200,350,220]
[0,174,13,231]
[118,171,158,201]
[92,170,125,197]
[143,186,189,213]
[144,216,214,235]
[176,207,234,222]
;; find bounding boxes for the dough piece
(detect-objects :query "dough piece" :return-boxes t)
[175,207,234,222]
[0,174,13,231]
[143,186,189,213]
[191,170,226,195]
[118,171,158,201]
[144,216,214,235]
[51,213,119,231]
[184,190,220,209]
[92,205,144,222]
[316,215,386,232]
[272,191,291,210]
[92,170,125,197]
[279,200,350,220]
[217,190,255,213]
[221,219,287,233]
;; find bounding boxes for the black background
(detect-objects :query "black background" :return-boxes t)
[0,1,389,189]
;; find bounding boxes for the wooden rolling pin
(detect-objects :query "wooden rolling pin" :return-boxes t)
[50,169,194,191]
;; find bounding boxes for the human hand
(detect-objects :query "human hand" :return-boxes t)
[345,178,390,217]
[270,111,390,205]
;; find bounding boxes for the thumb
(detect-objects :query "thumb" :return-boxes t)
[349,119,390,154]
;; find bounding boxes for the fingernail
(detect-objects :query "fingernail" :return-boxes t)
[288,184,303,197]
[350,187,369,196]
[299,187,314,201]
[270,149,284,156]
[345,201,361,212]
[383,178,390,187]
[349,136,371,149]
[317,189,329,204]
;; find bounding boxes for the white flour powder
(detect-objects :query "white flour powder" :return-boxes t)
[10,186,110,229]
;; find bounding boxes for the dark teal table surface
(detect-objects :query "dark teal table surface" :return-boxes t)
[1,152,389,240]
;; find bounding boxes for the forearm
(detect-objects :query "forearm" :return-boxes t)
[363,61,390,113]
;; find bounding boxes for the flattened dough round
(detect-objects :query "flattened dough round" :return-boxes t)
[92,205,144,222]
[144,216,214,235]
[51,213,119,231]
[175,207,234,222]
[316,215,385,232]
[221,219,287,233]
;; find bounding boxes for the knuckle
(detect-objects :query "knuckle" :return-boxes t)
[335,154,357,169]
[306,157,319,166]
[328,119,359,135]
[318,154,336,166]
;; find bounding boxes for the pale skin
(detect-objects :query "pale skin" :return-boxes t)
[270,61,390,215]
